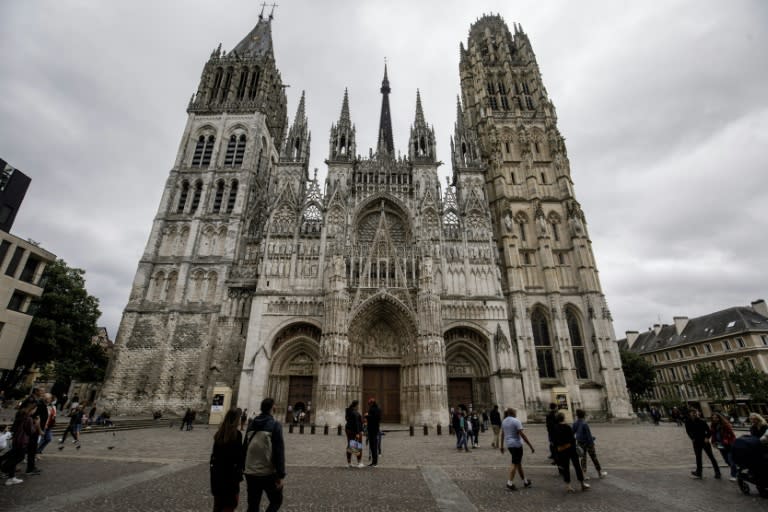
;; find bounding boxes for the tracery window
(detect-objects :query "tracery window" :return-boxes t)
[191,181,203,212]
[567,309,589,379]
[227,180,238,213]
[532,308,556,378]
[176,181,190,213]
[212,180,224,213]
[224,134,247,167]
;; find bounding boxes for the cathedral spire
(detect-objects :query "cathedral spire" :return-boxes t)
[414,89,426,128]
[232,13,274,58]
[376,62,395,157]
[339,88,351,127]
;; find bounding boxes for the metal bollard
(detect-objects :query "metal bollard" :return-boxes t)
[409,424,414,436]
[324,424,329,435]
[337,425,343,436]
[288,423,294,434]
[437,424,442,435]
[299,424,304,434]
[423,424,428,436]
[311,424,316,435]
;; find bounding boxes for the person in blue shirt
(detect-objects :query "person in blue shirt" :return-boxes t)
[572,409,607,480]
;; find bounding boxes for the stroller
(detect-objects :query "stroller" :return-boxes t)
[732,435,768,498]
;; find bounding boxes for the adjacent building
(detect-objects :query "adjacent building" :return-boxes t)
[101,13,632,424]
[620,300,768,415]
[0,158,55,370]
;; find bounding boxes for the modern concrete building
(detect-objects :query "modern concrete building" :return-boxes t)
[102,13,632,424]
[0,231,55,369]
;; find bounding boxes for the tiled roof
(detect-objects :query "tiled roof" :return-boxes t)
[622,306,768,354]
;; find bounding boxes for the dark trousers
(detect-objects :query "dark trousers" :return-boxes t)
[716,445,738,478]
[26,434,39,472]
[692,441,720,476]
[369,430,379,465]
[1,445,26,478]
[558,446,585,484]
[245,474,282,512]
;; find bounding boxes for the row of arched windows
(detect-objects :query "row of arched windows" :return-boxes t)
[176,179,238,215]
[191,133,248,168]
[148,270,218,303]
[531,307,589,379]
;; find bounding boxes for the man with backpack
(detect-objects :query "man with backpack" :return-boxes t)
[244,398,285,511]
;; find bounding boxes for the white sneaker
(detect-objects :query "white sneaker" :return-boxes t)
[5,477,23,486]
[357,463,364,468]
[729,477,737,482]
[599,471,608,478]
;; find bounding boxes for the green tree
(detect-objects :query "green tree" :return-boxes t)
[692,364,727,402]
[0,259,105,393]
[728,359,768,405]
[620,349,656,409]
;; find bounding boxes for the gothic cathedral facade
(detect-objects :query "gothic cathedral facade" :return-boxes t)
[101,14,632,425]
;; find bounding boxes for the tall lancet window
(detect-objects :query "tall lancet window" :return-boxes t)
[191,180,203,213]
[212,180,225,213]
[201,135,215,166]
[227,180,238,213]
[176,181,190,213]
[567,309,589,379]
[225,134,246,166]
[532,308,556,378]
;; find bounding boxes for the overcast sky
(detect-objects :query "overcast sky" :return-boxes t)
[1,0,766,341]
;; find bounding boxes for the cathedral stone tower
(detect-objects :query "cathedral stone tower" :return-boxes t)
[102,13,632,422]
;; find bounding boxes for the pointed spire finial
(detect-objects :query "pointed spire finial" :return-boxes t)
[414,89,425,126]
[377,64,394,155]
[296,90,306,122]
[339,88,351,125]
[269,2,278,20]
[259,2,266,19]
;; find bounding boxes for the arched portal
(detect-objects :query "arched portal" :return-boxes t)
[444,327,492,411]
[266,323,321,424]
[348,293,417,423]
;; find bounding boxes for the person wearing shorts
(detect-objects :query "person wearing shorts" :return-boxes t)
[499,408,535,491]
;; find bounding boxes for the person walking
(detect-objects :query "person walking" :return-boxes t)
[26,391,47,475]
[344,400,364,468]
[243,398,285,512]
[545,403,558,464]
[710,412,737,481]
[181,408,192,431]
[2,400,37,485]
[366,398,381,467]
[469,410,480,448]
[210,408,243,512]
[498,408,534,490]
[452,409,469,452]
[59,405,84,449]
[685,408,721,479]
[553,412,590,493]
[490,405,502,448]
[572,409,607,480]
[37,393,57,455]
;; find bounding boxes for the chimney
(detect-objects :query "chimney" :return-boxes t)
[751,299,768,317]
[673,316,689,335]
[653,324,661,335]
[626,331,639,349]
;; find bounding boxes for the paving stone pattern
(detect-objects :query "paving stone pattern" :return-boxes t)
[0,422,764,511]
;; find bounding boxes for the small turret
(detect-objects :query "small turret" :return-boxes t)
[280,91,311,167]
[408,90,436,162]
[329,89,356,161]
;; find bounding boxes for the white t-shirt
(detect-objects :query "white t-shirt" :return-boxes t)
[501,416,524,448]
[0,431,11,450]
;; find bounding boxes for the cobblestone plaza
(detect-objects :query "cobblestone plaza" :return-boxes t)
[1,422,764,511]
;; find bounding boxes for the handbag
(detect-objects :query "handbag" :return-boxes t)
[347,439,363,455]
[575,444,585,457]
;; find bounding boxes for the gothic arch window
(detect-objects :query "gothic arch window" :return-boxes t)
[176,181,190,213]
[166,271,178,303]
[548,213,561,242]
[206,271,218,301]
[224,134,247,166]
[566,308,589,379]
[236,68,248,100]
[151,271,165,301]
[532,307,556,378]
[515,213,528,242]
[212,180,225,213]
[192,135,215,167]
[227,180,238,213]
[191,180,203,213]
[220,67,233,102]
[247,66,261,100]
[210,67,223,103]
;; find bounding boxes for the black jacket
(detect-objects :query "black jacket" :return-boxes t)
[345,408,363,433]
[490,409,502,426]
[367,403,382,433]
[210,430,243,497]
[685,417,711,443]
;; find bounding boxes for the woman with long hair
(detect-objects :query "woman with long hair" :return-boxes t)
[710,412,737,481]
[1,400,38,485]
[345,400,364,468]
[210,408,244,512]
[749,413,768,438]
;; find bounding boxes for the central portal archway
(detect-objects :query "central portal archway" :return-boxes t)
[348,293,417,424]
